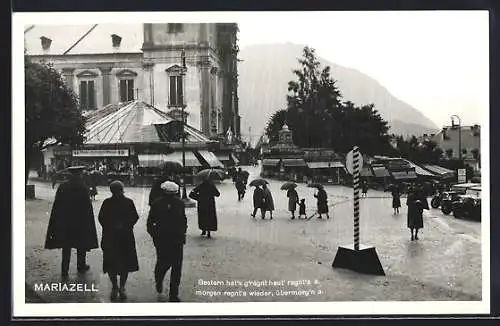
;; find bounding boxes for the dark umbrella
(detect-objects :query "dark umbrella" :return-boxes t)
[307,183,324,189]
[281,182,297,190]
[196,168,225,181]
[249,178,269,187]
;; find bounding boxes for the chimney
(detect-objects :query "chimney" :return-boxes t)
[111,34,122,47]
[40,36,52,50]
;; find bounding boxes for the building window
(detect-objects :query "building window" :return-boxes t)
[169,75,183,107]
[119,79,135,102]
[167,23,183,33]
[79,80,96,110]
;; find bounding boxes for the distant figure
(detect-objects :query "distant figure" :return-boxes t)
[361,180,368,197]
[261,184,275,220]
[314,186,330,219]
[88,171,98,200]
[98,181,139,302]
[44,166,98,279]
[287,187,299,219]
[392,188,401,215]
[298,199,306,219]
[251,185,265,218]
[189,178,220,238]
[147,181,187,302]
[235,168,247,201]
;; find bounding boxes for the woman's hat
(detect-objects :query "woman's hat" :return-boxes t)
[161,181,179,194]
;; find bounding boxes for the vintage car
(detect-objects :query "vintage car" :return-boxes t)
[451,186,481,221]
[440,191,463,215]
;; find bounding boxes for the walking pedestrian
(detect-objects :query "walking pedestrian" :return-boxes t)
[298,199,306,219]
[251,185,265,218]
[189,178,220,238]
[44,166,98,280]
[314,185,330,219]
[261,184,275,219]
[98,181,139,302]
[361,180,368,197]
[147,181,187,302]
[235,168,247,201]
[287,187,299,219]
[392,187,401,214]
[406,187,427,240]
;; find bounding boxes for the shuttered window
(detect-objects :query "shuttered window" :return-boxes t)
[79,80,95,110]
[119,79,134,102]
[169,75,183,106]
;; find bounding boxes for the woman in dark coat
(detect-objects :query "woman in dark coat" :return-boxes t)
[189,179,220,238]
[45,167,99,278]
[314,186,330,219]
[392,188,401,214]
[261,184,275,220]
[251,185,265,218]
[98,180,139,301]
[287,188,299,219]
[406,188,427,240]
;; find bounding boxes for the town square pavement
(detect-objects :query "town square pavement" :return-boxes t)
[23,166,482,303]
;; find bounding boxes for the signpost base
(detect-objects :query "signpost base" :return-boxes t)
[332,245,385,276]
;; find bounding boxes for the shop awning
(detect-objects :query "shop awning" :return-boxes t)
[138,151,202,168]
[391,170,418,180]
[422,164,456,178]
[283,158,307,167]
[360,167,373,177]
[372,166,390,178]
[307,161,344,169]
[262,159,280,166]
[214,153,230,161]
[404,160,435,177]
[197,150,224,168]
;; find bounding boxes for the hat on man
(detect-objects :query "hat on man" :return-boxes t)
[160,181,179,194]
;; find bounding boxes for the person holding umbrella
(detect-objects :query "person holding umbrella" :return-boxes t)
[189,173,221,238]
[282,182,299,219]
[251,185,265,218]
[44,166,99,279]
[314,184,330,219]
[261,183,275,220]
[98,181,139,301]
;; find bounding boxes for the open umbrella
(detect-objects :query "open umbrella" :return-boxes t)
[307,183,324,189]
[281,182,297,190]
[249,178,269,187]
[196,168,225,181]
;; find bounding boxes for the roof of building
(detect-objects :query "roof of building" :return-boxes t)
[84,100,210,144]
[24,24,143,56]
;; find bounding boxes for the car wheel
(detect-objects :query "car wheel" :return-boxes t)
[431,197,440,209]
[442,205,452,215]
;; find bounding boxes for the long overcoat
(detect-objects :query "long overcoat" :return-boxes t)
[98,195,139,274]
[189,181,220,231]
[314,189,329,214]
[407,193,424,229]
[262,187,275,211]
[287,189,299,212]
[147,194,187,247]
[44,178,98,250]
[252,187,265,209]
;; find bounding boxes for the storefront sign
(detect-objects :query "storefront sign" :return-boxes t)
[457,168,466,183]
[72,149,129,157]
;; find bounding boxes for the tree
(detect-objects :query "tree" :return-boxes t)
[265,109,287,143]
[25,56,86,184]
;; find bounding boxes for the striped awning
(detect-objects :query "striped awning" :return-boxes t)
[307,161,345,169]
[404,160,436,177]
[422,164,456,177]
[137,154,170,168]
[372,166,390,178]
[197,150,224,168]
[262,159,280,166]
[283,158,307,167]
[391,170,418,180]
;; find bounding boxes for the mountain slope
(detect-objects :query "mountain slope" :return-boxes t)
[237,43,439,142]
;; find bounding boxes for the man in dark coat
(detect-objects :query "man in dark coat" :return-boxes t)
[406,187,428,240]
[147,181,187,302]
[235,168,247,201]
[44,166,98,279]
[189,179,220,238]
[98,180,139,301]
[251,185,265,218]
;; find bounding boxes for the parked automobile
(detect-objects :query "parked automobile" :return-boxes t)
[440,191,462,215]
[452,193,481,221]
[450,183,481,194]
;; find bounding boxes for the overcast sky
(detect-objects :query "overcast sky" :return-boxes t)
[236,11,489,128]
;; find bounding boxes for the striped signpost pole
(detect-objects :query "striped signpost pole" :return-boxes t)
[352,146,360,250]
[332,145,385,275]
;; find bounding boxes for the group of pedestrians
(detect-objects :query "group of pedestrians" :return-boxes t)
[45,166,188,302]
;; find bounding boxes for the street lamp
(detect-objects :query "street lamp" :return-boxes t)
[451,114,462,162]
[180,49,195,208]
